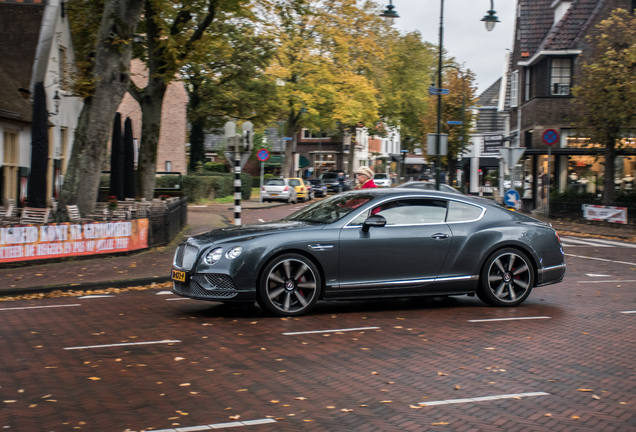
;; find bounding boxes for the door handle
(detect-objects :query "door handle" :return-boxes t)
[431,233,449,240]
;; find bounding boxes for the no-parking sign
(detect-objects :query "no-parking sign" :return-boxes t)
[542,129,559,146]
[257,149,270,162]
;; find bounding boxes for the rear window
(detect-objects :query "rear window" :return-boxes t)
[288,179,301,186]
[265,179,284,186]
[321,173,338,180]
[446,201,483,222]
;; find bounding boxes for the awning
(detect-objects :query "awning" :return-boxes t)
[264,156,283,167]
[405,157,426,165]
[299,155,310,168]
[460,157,500,169]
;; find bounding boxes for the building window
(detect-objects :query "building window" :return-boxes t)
[302,129,329,139]
[58,47,68,91]
[510,71,518,107]
[525,67,531,101]
[60,127,68,174]
[550,58,571,95]
[165,161,172,172]
[3,131,19,201]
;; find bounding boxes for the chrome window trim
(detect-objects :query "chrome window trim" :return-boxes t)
[343,194,486,227]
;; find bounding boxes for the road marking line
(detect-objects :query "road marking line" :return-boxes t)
[64,340,181,350]
[78,295,114,299]
[561,237,613,247]
[152,418,277,432]
[0,304,81,311]
[419,392,550,407]
[283,326,380,335]
[566,253,636,266]
[586,274,611,277]
[468,316,551,322]
[576,280,636,284]
[620,311,636,314]
[578,238,636,248]
[156,291,173,295]
[166,297,192,301]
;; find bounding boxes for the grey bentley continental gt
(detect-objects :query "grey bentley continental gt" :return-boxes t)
[171,189,565,316]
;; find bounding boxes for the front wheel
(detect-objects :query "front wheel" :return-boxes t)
[477,248,534,307]
[257,254,321,316]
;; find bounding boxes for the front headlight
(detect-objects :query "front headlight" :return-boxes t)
[204,247,224,265]
[225,246,242,260]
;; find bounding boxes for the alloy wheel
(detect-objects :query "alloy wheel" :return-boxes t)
[484,251,532,304]
[260,256,320,316]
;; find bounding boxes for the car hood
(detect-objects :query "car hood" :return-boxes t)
[186,221,320,246]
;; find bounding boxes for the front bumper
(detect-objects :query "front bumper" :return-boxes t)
[172,272,256,302]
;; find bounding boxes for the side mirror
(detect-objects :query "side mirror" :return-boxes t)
[362,215,387,233]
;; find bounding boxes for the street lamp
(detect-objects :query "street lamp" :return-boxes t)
[380,0,499,190]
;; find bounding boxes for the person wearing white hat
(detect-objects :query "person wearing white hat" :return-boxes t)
[355,166,377,189]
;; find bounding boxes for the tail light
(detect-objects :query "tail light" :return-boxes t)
[283,186,289,191]
[555,231,562,245]
[262,186,265,191]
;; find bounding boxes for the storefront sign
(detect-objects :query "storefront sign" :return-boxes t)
[582,205,627,224]
[483,134,504,153]
[0,219,149,263]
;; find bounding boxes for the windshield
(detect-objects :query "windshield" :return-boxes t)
[265,179,285,186]
[374,174,388,179]
[285,192,375,224]
[321,173,338,180]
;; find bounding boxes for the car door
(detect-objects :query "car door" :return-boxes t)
[338,198,452,290]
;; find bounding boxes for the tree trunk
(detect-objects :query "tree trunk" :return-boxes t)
[447,157,456,186]
[347,126,356,183]
[603,138,616,205]
[189,120,205,173]
[59,0,144,217]
[284,114,297,178]
[137,82,166,199]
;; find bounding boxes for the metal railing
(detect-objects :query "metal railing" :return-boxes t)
[148,197,188,246]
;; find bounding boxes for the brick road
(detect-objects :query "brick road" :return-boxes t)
[0,202,635,431]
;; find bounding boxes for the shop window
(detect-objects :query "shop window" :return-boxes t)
[302,129,329,139]
[550,58,571,95]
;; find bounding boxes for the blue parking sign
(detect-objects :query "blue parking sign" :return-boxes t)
[504,189,520,208]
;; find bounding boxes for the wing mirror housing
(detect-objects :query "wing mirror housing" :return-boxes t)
[362,215,387,233]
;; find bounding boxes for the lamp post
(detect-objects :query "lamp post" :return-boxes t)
[381,0,499,190]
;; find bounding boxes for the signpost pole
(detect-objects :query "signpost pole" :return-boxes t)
[234,136,242,226]
[546,145,551,221]
[260,161,264,203]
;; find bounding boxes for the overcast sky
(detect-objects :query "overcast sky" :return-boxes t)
[391,0,517,95]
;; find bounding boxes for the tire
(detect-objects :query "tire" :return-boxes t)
[477,248,534,307]
[257,253,322,316]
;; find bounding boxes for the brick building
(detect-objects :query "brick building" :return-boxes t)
[117,59,188,175]
[508,0,636,209]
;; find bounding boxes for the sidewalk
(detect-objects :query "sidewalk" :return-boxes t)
[1,197,633,298]
[0,199,286,297]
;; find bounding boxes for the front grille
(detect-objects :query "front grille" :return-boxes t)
[174,280,210,297]
[181,244,198,270]
[205,274,237,290]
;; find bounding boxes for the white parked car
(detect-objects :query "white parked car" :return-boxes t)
[373,173,392,187]
[261,178,298,204]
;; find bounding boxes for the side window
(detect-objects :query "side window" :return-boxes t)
[446,201,483,222]
[289,179,300,186]
[373,199,447,225]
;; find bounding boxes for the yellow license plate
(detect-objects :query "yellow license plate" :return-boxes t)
[270,193,278,197]
[172,269,186,282]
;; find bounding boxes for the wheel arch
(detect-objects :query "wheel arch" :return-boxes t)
[478,242,540,287]
[255,248,326,300]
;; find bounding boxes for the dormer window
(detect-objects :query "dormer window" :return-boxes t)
[550,58,571,96]
[551,0,572,23]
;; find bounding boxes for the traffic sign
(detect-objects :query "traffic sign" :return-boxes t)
[257,149,270,162]
[447,121,462,125]
[504,189,520,208]
[542,129,559,146]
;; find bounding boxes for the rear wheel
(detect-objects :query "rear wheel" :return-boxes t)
[478,248,534,306]
[257,253,321,316]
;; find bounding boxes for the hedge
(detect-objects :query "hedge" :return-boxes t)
[156,173,252,202]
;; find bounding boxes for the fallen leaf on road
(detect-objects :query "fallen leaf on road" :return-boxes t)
[229,415,240,420]
[438,372,448,376]
[431,422,449,425]
[237,389,247,392]
[483,347,496,350]
[577,389,593,392]
[88,377,101,381]
[295,397,307,400]
[270,400,279,404]
[359,405,368,407]
[3,400,16,403]
[592,395,600,400]
[174,357,185,361]
[379,400,392,403]
[326,406,335,409]
[371,371,379,375]
[572,416,580,419]
[454,385,460,390]
[179,383,191,386]
[304,419,314,422]
[409,405,422,409]
[341,409,353,412]
[42,395,52,398]
[545,413,552,417]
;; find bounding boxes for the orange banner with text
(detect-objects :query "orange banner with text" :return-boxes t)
[0,219,149,263]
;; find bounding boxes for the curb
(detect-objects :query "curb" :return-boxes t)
[0,276,172,297]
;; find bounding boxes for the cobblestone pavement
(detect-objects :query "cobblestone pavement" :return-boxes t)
[1,243,635,431]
